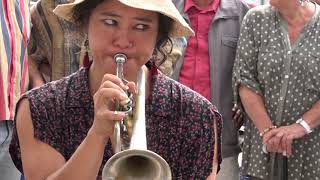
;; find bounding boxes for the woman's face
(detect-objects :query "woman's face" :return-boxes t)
[87,0,159,77]
[269,0,296,9]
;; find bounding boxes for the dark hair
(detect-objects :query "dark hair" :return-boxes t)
[72,0,173,65]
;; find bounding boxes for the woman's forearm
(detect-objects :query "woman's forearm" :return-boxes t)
[47,129,109,180]
[239,85,273,133]
[302,100,320,129]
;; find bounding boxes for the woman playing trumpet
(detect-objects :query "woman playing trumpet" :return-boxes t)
[9,0,222,179]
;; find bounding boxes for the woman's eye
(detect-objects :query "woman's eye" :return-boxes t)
[104,19,116,26]
[135,24,149,31]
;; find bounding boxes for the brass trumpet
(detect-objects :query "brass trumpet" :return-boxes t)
[102,53,172,180]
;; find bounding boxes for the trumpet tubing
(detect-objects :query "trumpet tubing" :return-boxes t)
[102,53,171,180]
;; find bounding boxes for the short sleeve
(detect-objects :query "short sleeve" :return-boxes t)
[179,94,222,179]
[232,10,263,106]
[9,87,65,173]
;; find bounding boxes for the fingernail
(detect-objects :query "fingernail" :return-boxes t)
[120,98,130,105]
[113,111,118,115]
[115,111,126,118]
[120,93,128,99]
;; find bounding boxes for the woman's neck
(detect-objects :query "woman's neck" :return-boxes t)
[279,2,315,26]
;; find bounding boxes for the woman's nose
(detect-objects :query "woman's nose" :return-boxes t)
[113,29,133,49]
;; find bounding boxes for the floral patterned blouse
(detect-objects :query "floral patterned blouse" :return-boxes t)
[10,64,222,180]
[233,4,320,180]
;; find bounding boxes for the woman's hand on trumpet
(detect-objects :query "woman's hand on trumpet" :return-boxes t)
[91,73,135,140]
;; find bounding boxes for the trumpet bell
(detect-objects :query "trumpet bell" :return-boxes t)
[102,149,172,180]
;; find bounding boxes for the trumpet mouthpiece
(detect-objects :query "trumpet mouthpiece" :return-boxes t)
[114,53,127,64]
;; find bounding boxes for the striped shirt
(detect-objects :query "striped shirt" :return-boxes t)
[0,0,30,121]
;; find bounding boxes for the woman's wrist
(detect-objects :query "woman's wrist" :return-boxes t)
[259,125,277,137]
[87,128,110,145]
[296,117,313,134]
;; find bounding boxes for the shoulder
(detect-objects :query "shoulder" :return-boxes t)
[151,74,221,142]
[12,97,66,179]
[26,68,87,106]
[244,5,275,21]
[238,4,275,32]
[153,73,219,116]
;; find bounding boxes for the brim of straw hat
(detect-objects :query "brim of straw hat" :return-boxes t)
[53,0,194,38]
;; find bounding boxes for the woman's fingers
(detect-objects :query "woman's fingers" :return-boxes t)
[91,73,136,139]
[100,74,136,96]
[263,125,306,156]
[283,134,294,157]
[101,74,129,90]
[126,81,136,94]
[94,88,129,112]
[263,128,278,144]
[275,132,284,153]
[90,108,126,138]
[281,134,287,156]
[94,88,128,121]
[99,88,128,102]
[95,108,126,121]
[99,79,127,95]
[266,132,283,153]
[92,88,128,138]
[263,129,284,153]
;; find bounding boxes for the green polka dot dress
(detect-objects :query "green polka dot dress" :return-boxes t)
[233,4,320,180]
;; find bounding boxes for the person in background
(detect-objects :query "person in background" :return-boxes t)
[172,0,250,179]
[233,0,320,179]
[0,0,30,179]
[28,0,87,88]
[9,0,222,179]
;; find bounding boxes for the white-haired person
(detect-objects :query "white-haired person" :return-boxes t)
[233,0,320,179]
[9,0,222,179]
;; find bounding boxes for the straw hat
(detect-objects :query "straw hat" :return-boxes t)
[53,0,194,38]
